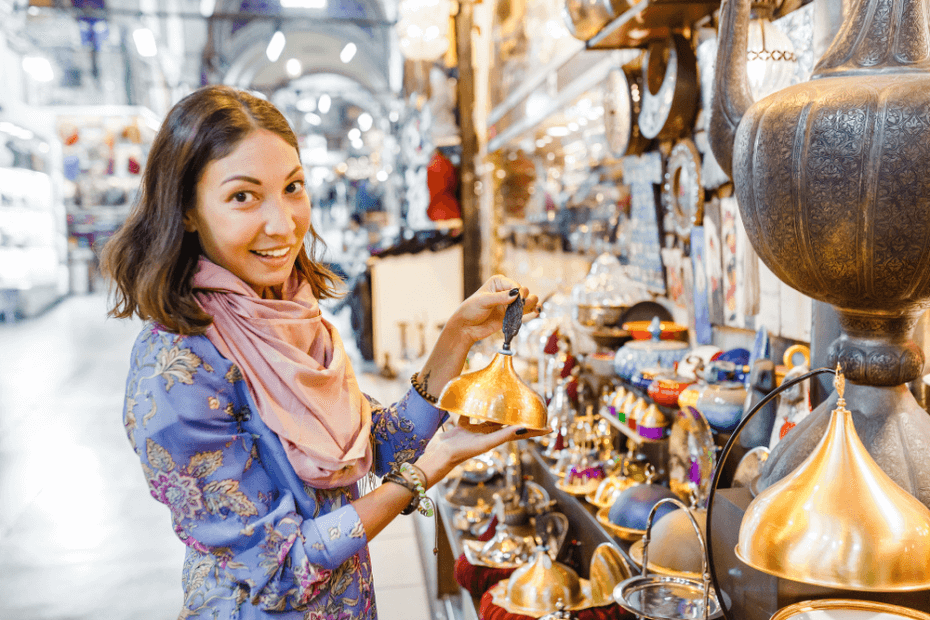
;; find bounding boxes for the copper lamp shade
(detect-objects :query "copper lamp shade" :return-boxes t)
[736,369,930,591]
[438,351,549,430]
[438,295,548,431]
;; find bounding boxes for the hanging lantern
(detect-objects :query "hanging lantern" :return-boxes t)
[397,0,451,61]
[745,18,797,100]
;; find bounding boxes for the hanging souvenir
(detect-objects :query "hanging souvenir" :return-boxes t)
[622,153,666,294]
[690,227,712,345]
[603,60,650,159]
[660,138,704,249]
[638,34,699,141]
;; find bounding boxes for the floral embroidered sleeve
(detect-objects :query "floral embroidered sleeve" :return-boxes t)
[368,389,447,476]
[122,325,368,614]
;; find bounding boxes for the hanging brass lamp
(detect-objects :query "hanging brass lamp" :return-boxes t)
[439,296,549,431]
[736,367,930,591]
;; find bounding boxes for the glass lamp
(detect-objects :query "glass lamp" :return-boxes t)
[745,17,797,99]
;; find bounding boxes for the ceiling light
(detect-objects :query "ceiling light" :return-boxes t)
[280,0,326,7]
[348,128,361,141]
[132,28,157,58]
[389,110,399,122]
[376,170,388,182]
[266,31,286,62]
[546,126,570,137]
[296,97,316,112]
[304,112,322,125]
[21,56,54,82]
[568,122,579,131]
[340,42,357,64]
[199,0,216,17]
[318,94,331,113]
[357,112,372,132]
[285,58,302,77]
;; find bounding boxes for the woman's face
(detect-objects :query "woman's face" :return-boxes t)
[185,128,310,297]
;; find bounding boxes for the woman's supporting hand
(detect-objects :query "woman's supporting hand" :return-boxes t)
[414,422,547,488]
[414,275,539,402]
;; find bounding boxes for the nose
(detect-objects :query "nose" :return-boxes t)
[263,196,297,237]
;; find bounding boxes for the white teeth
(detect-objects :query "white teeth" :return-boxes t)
[254,248,289,258]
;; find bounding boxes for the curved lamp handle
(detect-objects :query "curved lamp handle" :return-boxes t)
[705,366,836,620]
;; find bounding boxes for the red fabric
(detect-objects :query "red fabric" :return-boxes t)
[427,151,461,221]
[478,590,633,620]
[454,555,517,596]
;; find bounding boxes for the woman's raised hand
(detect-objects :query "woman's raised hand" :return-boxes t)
[446,275,540,346]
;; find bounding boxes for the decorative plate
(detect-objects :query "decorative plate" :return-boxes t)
[667,407,716,505]
[638,34,698,141]
[604,62,649,158]
[661,139,704,248]
[769,599,930,620]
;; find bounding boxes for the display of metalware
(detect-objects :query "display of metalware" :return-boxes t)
[604,60,651,158]
[599,483,679,541]
[488,546,594,617]
[736,369,930,591]
[637,403,670,441]
[462,524,536,569]
[439,295,549,431]
[648,374,695,408]
[768,599,930,620]
[586,461,655,509]
[613,498,723,620]
[709,0,930,507]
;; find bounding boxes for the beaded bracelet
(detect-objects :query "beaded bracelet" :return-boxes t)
[383,462,439,554]
[410,373,439,405]
[383,471,421,515]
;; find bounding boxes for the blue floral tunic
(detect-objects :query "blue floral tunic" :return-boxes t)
[122,324,445,619]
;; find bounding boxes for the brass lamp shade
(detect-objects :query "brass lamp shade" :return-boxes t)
[438,351,549,431]
[736,371,930,591]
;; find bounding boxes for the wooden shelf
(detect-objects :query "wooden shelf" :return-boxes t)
[586,0,719,50]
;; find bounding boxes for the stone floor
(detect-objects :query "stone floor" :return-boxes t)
[0,292,430,620]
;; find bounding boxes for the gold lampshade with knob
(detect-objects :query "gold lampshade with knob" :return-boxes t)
[736,366,930,591]
[438,295,549,431]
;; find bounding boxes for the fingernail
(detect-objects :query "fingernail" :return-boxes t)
[515,428,528,436]
[509,288,519,296]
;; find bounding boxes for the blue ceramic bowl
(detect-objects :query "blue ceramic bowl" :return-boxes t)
[607,484,679,531]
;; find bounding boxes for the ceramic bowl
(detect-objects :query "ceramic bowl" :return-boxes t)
[648,375,696,408]
[613,339,689,381]
[695,381,746,432]
[623,320,689,342]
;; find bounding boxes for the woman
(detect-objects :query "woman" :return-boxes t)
[101,85,540,619]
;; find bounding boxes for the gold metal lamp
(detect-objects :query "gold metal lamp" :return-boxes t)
[736,367,930,591]
[438,296,549,431]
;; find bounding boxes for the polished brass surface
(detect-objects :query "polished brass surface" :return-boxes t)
[708,0,930,507]
[586,474,637,509]
[737,371,930,591]
[613,576,723,620]
[438,351,549,430]
[490,547,592,616]
[589,543,633,607]
[769,599,930,620]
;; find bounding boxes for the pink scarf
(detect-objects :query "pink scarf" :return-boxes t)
[193,257,372,489]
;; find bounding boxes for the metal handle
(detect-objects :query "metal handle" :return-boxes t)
[639,496,713,620]
[501,294,525,352]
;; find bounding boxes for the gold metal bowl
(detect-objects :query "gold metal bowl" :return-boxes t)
[585,475,637,509]
[438,351,549,431]
[770,599,930,620]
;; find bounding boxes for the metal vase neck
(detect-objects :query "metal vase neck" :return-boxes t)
[814,0,930,77]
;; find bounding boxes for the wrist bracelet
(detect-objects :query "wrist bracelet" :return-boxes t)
[410,373,439,405]
[384,471,421,515]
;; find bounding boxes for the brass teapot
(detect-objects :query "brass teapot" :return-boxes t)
[708,0,930,506]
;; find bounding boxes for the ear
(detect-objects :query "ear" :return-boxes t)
[182,211,197,233]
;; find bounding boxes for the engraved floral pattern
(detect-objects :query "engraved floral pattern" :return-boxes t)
[122,323,443,618]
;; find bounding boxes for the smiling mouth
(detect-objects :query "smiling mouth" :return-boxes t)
[252,248,290,258]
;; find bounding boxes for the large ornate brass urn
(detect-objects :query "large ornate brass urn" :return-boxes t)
[709,0,930,506]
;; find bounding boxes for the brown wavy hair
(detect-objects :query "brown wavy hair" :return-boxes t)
[100,85,342,335]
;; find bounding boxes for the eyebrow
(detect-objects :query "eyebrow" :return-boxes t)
[221,166,303,186]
